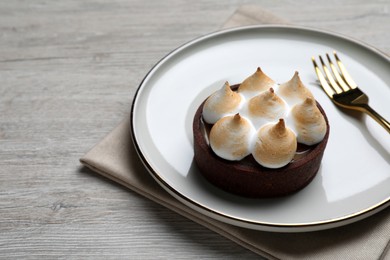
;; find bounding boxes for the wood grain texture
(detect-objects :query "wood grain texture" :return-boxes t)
[0,0,389,259]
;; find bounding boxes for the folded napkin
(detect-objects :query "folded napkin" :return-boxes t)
[80,5,390,259]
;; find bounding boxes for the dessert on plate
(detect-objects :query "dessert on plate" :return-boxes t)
[193,68,330,198]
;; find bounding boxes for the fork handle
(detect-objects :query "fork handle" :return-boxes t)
[361,104,390,134]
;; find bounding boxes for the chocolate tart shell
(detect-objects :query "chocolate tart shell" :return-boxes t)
[193,89,330,198]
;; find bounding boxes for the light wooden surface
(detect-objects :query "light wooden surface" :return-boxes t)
[0,1,389,259]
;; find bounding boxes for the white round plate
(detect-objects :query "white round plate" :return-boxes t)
[131,25,390,232]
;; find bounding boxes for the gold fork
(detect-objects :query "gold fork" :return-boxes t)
[312,51,390,134]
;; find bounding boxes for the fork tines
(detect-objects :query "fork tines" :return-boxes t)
[312,51,390,134]
[312,51,357,98]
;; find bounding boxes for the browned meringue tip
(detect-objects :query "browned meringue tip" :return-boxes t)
[232,113,250,127]
[233,113,241,121]
[276,118,286,128]
[288,71,300,84]
[303,97,315,105]
[260,88,276,98]
[238,67,276,96]
[256,67,273,79]
[223,81,231,90]
[283,70,300,85]
[271,118,288,136]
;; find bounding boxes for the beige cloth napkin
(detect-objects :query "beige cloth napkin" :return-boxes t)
[80,5,390,260]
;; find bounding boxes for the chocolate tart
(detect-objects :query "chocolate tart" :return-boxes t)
[193,85,330,198]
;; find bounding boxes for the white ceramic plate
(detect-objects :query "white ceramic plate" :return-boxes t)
[131,25,390,232]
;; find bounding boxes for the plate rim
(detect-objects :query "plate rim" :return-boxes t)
[130,24,390,232]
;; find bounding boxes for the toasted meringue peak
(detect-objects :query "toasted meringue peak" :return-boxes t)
[245,88,287,128]
[291,97,327,145]
[209,113,255,161]
[238,67,276,99]
[278,71,314,106]
[252,119,297,168]
[202,81,243,124]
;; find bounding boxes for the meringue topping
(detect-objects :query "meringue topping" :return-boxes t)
[201,68,327,168]
[245,88,287,129]
[209,114,255,161]
[278,71,314,106]
[238,67,276,99]
[202,81,244,124]
[252,119,297,168]
[291,97,327,145]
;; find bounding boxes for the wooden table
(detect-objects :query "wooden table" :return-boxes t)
[1,1,389,258]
